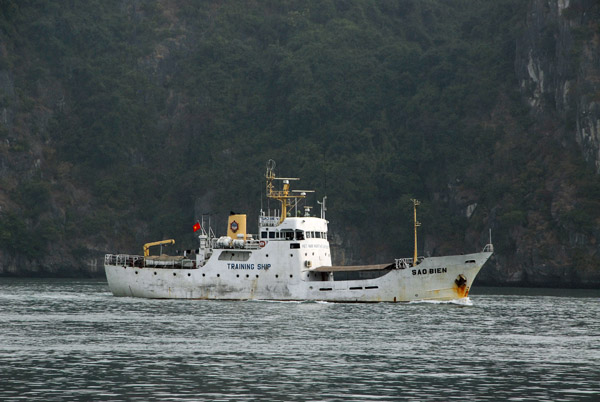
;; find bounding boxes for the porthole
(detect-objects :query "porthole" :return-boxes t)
[290,274,293,278]
[202,273,205,277]
[275,274,279,278]
[236,274,240,278]
[256,274,259,278]
[246,274,249,278]
[266,254,269,257]
[173,272,176,276]
[135,271,138,275]
[154,272,157,275]
[217,274,220,278]
[187,273,191,277]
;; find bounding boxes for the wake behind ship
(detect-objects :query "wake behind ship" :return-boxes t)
[105,160,493,302]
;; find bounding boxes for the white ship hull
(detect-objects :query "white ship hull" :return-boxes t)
[105,160,493,302]
[105,244,492,302]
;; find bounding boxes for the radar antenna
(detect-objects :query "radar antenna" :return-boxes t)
[265,160,306,224]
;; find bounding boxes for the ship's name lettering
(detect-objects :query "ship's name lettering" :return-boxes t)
[227,263,271,270]
[302,244,328,249]
[412,267,448,275]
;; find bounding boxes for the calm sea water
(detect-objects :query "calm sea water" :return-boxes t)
[0,279,598,401]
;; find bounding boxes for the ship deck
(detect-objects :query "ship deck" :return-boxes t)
[310,263,394,272]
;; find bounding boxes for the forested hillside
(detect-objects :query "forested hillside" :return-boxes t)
[0,0,599,286]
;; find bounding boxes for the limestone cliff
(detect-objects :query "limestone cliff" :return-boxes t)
[472,0,600,287]
[516,0,600,171]
[0,1,599,288]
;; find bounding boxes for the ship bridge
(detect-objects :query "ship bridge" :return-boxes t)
[259,216,328,242]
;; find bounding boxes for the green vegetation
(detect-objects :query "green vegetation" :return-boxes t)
[0,0,599,278]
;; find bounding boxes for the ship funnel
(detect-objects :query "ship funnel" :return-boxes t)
[227,214,247,240]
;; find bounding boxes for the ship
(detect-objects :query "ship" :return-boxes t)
[105,160,493,302]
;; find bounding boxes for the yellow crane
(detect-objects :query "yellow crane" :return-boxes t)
[143,239,175,257]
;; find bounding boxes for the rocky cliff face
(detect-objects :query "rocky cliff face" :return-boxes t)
[516,0,600,171]
[478,0,600,288]
[0,1,599,287]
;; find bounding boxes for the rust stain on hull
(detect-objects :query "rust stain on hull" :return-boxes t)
[454,274,469,298]
[454,284,469,298]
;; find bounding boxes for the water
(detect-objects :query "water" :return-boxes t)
[0,279,598,401]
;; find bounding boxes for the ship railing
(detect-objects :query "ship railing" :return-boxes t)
[209,237,261,250]
[394,258,412,269]
[244,239,261,249]
[259,215,280,227]
[394,256,425,269]
[104,253,196,269]
[105,254,144,267]
[483,243,494,253]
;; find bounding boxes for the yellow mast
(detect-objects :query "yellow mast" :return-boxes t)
[411,199,421,266]
[265,160,305,224]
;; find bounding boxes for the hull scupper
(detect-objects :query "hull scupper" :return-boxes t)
[105,160,493,302]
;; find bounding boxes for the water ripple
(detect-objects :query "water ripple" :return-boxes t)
[0,279,598,401]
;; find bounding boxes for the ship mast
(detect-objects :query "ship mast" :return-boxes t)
[265,160,305,224]
[411,199,421,266]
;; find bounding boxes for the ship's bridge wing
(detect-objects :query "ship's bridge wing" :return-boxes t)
[310,263,393,272]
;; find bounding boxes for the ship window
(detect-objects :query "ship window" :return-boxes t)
[316,232,321,239]
[282,229,294,240]
[269,232,275,239]
[261,231,268,239]
[306,232,312,239]
[218,251,251,261]
[295,230,304,240]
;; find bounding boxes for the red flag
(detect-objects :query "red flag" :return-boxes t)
[193,222,201,232]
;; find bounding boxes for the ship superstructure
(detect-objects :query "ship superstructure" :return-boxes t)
[105,160,493,302]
